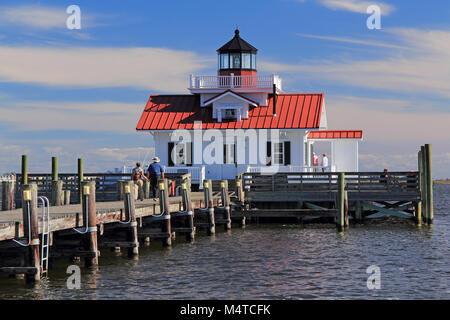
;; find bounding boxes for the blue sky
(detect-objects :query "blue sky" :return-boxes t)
[0,0,449,177]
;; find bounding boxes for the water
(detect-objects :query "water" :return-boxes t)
[0,185,448,299]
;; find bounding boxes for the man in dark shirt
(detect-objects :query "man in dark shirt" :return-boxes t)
[147,157,165,198]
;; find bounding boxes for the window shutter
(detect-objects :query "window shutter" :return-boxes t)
[233,144,237,165]
[284,141,291,165]
[186,142,192,166]
[168,142,174,167]
[266,141,271,166]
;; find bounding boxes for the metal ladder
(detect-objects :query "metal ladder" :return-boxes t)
[38,196,50,276]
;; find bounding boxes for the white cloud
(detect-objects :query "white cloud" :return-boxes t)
[0,5,67,29]
[0,100,144,133]
[326,95,450,142]
[0,46,211,92]
[319,0,394,15]
[261,28,450,100]
[296,33,408,49]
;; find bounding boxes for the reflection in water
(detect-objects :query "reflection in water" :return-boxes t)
[0,184,448,299]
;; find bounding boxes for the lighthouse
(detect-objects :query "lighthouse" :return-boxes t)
[137,30,362,188]
[217,29,258,78]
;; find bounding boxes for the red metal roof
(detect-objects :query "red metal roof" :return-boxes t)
[308,130,363,139]
[136,93,324,130]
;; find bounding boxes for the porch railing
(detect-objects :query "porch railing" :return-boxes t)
[246,165,336,174]
[240,171,421,201]
[189,74,282,90]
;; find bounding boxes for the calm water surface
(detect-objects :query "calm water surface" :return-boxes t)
[0,185,448,299]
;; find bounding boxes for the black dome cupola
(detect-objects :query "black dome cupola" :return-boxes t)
[217,29,257,73]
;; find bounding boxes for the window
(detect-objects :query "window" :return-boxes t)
[251,53,256,69]
[219,53,229,69]
[230,53,240,68]
[175,143,185,165]
[273,142,284,165]
[242,53,251,69]
[223,109,236,119]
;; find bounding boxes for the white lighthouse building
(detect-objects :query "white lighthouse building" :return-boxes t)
[137,30,362,187]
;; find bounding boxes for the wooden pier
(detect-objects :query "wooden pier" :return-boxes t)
[0,144,434,284]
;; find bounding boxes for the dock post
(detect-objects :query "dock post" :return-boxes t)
[221,180,231,230]
[336,172,345,232]
[22,155,28,185]
[78,158,84,204]
[22,184,40,283]
[116,180,125,201]
[159,179,172,247]
[181,180,195,241]
[235,176,245,227]
[143,179,150,199]
[425,144,433,224]
[1,181,15,211]
[418,148,425,224]
[421,146,428,222]
[204,179,215,235]
[51,157,63,206]
[415,201,422,226]
[344,190,349,228]
[355,200,363,222]
[82,181,98,267]
[64,190,71,205]
[124,181,139,256]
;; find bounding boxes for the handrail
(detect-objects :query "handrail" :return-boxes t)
[242,171,420,194]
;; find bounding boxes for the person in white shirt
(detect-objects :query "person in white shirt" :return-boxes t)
[322,153,329,172]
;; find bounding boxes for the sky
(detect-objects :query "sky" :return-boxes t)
[0,0,449,177]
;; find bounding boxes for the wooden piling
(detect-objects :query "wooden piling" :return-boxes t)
[344,190,349,228]
[143,179,150,199]
[52,157,58,182]
[82,181,98,267]
[355,200,362,222]
[124,181,139,256]
[1,181,15,211]
[51,159,63,206]
[78,158,84,204]
[22,184,40,282]
[415,201,422,226]
[159,179,172,246]
[221,180,231,230]
[235,176,246,227]
[204,179,215,235]
[181,181,195,241]
[336,172,345,231]
[425,144,433,224]
[418,148,425,224]
[64,190,71,205]
[116,180,125,201]
[51,181,63,206]
[21,155,28,185]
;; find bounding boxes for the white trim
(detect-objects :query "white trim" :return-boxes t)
[202,91,258,107]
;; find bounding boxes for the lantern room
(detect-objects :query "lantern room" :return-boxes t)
[217,29,257,77]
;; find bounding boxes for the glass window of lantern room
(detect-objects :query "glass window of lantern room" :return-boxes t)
[220,53,229,69]
[242,53,251,69]
[251,53,256,69]
[230,53,241,69]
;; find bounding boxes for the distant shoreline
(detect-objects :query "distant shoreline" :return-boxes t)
[434,180,450,184]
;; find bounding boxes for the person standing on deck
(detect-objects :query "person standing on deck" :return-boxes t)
[312,152,319,172]
[322,153,329,172]
[147,157,165,199]
[132,162,149,201]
